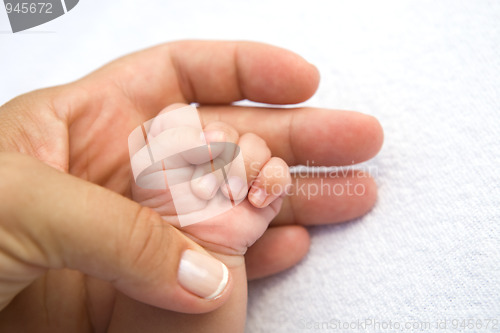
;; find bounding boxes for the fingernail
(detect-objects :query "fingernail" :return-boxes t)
[202,131,226,143]
[226,176,247,200]
[193,173,218,199]
[249,186,269,207]
[178,250,229,300]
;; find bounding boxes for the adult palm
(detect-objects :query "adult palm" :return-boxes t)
[0,41,383,332]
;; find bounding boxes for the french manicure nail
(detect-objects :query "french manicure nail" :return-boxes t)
[178,249,229,300]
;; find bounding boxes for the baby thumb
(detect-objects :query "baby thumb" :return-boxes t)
[0,153,231,313]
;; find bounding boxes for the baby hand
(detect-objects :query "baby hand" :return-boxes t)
[130,104,291,256]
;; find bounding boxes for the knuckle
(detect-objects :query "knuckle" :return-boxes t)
[0,153,53,269]
[126,206,176,272]
[0,153,30,210]
[241,133,271,160]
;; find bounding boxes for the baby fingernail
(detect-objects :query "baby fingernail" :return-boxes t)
[178,249,229,300]
[194,173,218,199]
[249,186,269,207]
[226,176,247,200]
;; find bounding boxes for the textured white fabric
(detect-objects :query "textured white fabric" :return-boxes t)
[1,1,499,332]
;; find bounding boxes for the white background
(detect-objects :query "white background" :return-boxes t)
[1,1,499,332]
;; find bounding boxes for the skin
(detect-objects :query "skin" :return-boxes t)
[0,40,383,332]
[130,110,291,332]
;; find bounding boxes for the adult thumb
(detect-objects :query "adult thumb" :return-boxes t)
[0,153,231,313]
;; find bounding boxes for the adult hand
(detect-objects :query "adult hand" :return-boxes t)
[0,40,383,331]
[0,151,237,330]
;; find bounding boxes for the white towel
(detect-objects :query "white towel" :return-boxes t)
[0,1,498,332]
